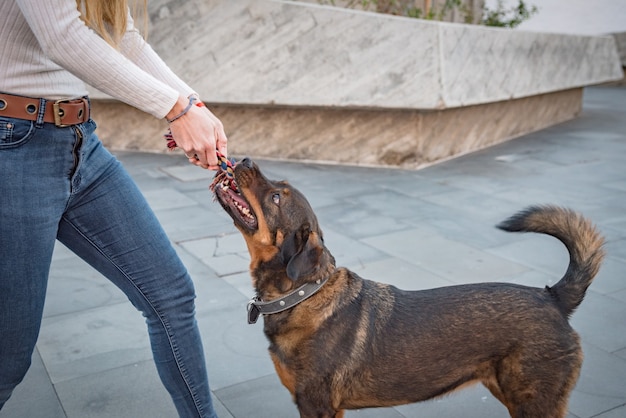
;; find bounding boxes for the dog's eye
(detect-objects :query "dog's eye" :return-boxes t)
[272,193,280,205]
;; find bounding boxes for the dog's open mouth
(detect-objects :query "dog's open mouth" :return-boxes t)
[211,170,258,230]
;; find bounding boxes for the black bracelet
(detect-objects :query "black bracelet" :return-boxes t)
[166,96,197,123]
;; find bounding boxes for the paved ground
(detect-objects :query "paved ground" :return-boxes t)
[2,86,625,418]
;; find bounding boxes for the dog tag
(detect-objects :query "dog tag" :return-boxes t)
[247,301,261,324]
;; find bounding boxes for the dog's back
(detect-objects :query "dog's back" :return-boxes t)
[497,205,605,318]
[304,205,607,417]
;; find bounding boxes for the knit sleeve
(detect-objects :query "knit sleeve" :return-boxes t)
[15,0,180,119]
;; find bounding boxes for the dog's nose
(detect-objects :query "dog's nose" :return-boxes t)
[240,157,253,168]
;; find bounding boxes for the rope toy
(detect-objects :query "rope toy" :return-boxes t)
[163,100,237,191]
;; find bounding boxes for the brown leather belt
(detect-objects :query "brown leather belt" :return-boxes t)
[0,93,89,127]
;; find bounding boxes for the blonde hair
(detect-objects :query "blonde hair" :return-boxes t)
[76,0,147,47]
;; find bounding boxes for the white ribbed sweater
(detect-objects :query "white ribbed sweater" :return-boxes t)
[1,0,196,119]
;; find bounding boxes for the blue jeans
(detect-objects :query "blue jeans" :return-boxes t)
[0,110,217,418]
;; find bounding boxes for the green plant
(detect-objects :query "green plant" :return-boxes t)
[481,0,539,28]
[311,0,538,28]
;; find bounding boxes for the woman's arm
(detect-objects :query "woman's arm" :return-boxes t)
[16,0,178,119]
[16,0,228,169]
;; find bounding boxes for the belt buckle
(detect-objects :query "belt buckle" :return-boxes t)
[53,98,71,127]
[53,97,88,127]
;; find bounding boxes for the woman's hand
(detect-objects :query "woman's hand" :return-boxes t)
[166,96,228,170]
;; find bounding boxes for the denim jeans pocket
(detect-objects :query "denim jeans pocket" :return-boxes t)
[0,117,35,149]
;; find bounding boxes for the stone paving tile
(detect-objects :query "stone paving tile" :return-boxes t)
[37,302,152,384]
[0,349,65,418]
[196,306,276,391]
[361,228,529,284]
[394,385,510,417]
[43,254,127,318]
[54,360,178,418]
[349,257,456,290]
[1,86,625,418]
[568,343,626,418]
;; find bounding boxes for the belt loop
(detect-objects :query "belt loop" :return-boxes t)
[85,96,91,120]
[36,98,46,128]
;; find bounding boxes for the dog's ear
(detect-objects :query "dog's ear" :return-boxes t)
[281,224,323,281]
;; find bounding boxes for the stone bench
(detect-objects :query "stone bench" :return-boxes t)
[91,0,624,168]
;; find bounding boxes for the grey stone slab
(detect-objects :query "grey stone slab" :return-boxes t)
[44,257,127,318]
[568,342,626,418]
[347,188,444,222]
[600,212,626,230]
[152,205,236,243]
[113,150,175,170]
[616,348,626,362]
[394,384,509,417]
[419,188,522,224]
[486,233,571,278]
[142,188,199,211]
[590,256,626,295]
[349,257,455,291]
[605,237,626,263]
[160,164,217,182]
[212,232,249,256]
[361,229,528,284]
[419,212,523,250]
[178,236,250,277]
[498,269,563,289]
[185,188,230,210]
[215,374,299,418]
[493,185,583,210]
[383,174,468,200]
[570,290,626,354]
[219,271,256,300]
[594,405,626,418]
[51,240,77,262]
[398,201,472,228]
[216,374,406,418]
[345,407,405,417]
[0,349,64,418]
[322,227,390,270]
[315,201,413,240]
[54,360,177,418]
[37,302,153,384]
[192,275,250,316]
[583,202,626,232]
[609,288,626,304]
[605,179,626,193]
[174,245,253,312]
[196,306,276,391]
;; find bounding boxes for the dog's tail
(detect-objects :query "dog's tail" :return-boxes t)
[497,205,605,318]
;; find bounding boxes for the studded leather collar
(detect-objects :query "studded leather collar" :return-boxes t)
[247,277,329,324]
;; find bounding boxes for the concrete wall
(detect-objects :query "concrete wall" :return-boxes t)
[91,0,623,168]
[296,0,485,24]
[614,32,626,67]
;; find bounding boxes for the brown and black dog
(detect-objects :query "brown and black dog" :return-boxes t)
[213,158,605,418]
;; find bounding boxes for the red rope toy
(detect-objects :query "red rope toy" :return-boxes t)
[164,100,237,191]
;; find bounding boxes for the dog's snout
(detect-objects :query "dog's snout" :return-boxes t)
[240,157,253,168]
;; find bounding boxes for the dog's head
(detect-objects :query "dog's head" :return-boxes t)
[213,158,334,295]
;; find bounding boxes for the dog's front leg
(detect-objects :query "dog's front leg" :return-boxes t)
[296,405,343,418]
[296,396,342,418]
